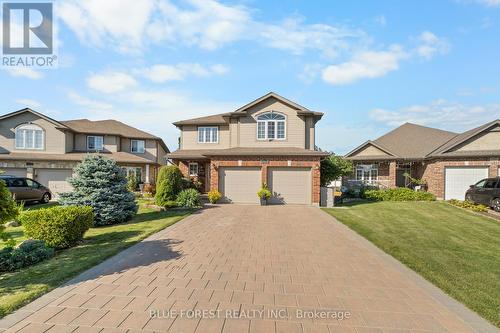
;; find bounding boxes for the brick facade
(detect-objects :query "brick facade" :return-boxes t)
[421,158,500,199]
[175,156,321,205]
[353,158,500,200]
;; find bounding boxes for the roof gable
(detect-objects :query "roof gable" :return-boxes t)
[0,108,69,129]
[345,141,397,159]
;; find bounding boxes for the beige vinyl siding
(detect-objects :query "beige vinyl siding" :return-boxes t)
[238,98,306,148]
[0,112,66,154]
[229,118,238,147]
[268,167,312,204]
[455,126,500,151]
[305,116,315,150]
[353,144,390,157]
[64,132,74,152]
[74,133,86,151]
[104,135,118,152]
[181,124,230,149]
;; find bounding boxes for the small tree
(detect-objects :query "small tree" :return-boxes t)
[127,173,138,192]
[59,155,138,226]
[155,165,183,206]
[0,176,18,247]
[320,153,353,187]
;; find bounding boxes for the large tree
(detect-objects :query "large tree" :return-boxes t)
[59,155,137,226]
[320,153,353,187]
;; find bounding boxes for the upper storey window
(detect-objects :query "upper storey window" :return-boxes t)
[15,124,44,150]
[198,127,218,143]
[257,112,286,140]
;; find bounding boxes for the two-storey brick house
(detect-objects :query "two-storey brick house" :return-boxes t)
[168,92,328,205]
[0,108,169,195]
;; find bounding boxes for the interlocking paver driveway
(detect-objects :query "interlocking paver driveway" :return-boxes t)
[1,205,497,333]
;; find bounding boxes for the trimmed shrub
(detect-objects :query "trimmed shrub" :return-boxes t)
[20,206,93,249]
[59,155,138,226]
[163,200,178,208]
[448,199,489,212]
[364,188,436,201]
[177,188,200,208]
[0,240,54,272]
[207,190,222,204]
[155,165,183,206]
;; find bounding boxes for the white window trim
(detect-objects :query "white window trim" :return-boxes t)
[356,164,378,183]
[15,124,45,150]
[131,139,145,153]
[197,126,219,143]
[256,112,286,141]
[87,135,104,151]
[189,162,199,176]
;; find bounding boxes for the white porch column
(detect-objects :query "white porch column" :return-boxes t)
[145,164,150,184]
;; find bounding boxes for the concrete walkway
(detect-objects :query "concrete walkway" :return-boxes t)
[0,205,497,333]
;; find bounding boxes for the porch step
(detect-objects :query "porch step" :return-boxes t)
[199,194,210,204]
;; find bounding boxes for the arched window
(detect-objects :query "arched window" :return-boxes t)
[256,112,286,140]
[15,123,44,150]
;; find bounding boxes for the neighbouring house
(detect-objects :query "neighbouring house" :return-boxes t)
[344,120,500,200]
[0,108,169,196]
[168,92,328,205]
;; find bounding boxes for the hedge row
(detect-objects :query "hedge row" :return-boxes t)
[364,188,436,201]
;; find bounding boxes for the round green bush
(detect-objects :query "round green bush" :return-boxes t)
[20,206,94,249]
[155,165,183,206]
[0,240,54,272]
[176,188,200,208]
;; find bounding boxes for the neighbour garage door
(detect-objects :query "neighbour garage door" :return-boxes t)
[219,167,261,204]
[1,168,27,177]
[444,167,489,200]
[268,167,311,204]
[35,169,73,196]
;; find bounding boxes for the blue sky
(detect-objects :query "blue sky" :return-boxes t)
[1,0,500,153]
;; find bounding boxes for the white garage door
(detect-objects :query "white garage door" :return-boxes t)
[268,167,312,205]
[219,167,261,204]
[1,168,27,177]
[35,169,73,196]
[445,167,489,200]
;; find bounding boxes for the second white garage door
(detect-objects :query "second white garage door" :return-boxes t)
[35,169,74,196]
[444,167,489,200]
[268,167,312,204]
[219,167,261,204]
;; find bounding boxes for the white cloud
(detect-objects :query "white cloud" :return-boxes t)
[369,100,500,131]
[16,98,42,109]
[58,0,156,53]
[86,71,137,94]
[321,45,407,85]
[474,0,500,7]
[15,99,41,109]
[4,67,44,80]
[374,15,387,27]
[416,31,450,60]
[68,92,114,110]
[258,17,365,57]
[137,63,229,83]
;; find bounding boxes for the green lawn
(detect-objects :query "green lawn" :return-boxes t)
[323,201,500,327]
[0,202,191,318]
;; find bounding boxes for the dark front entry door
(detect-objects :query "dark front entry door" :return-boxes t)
[396,169,407,187]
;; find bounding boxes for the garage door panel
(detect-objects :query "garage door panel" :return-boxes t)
[445,167,489,200]
[0,168,27,177]
[268,167,311,205]
[36,169,74,196]
[219,167,261,204]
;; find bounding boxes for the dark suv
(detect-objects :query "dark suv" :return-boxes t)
[0,175,52,204]
[465,177,500,212]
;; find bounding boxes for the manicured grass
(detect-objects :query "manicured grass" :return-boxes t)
[323,201,500,327]
[0,203,191,318]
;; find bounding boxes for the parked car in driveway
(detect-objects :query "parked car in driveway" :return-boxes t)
[0,175,52,203]
[465,177,500,212]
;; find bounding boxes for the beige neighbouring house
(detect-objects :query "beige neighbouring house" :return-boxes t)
[0,108,169,197]
[168,92,328,205]
[344,120,500,200]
